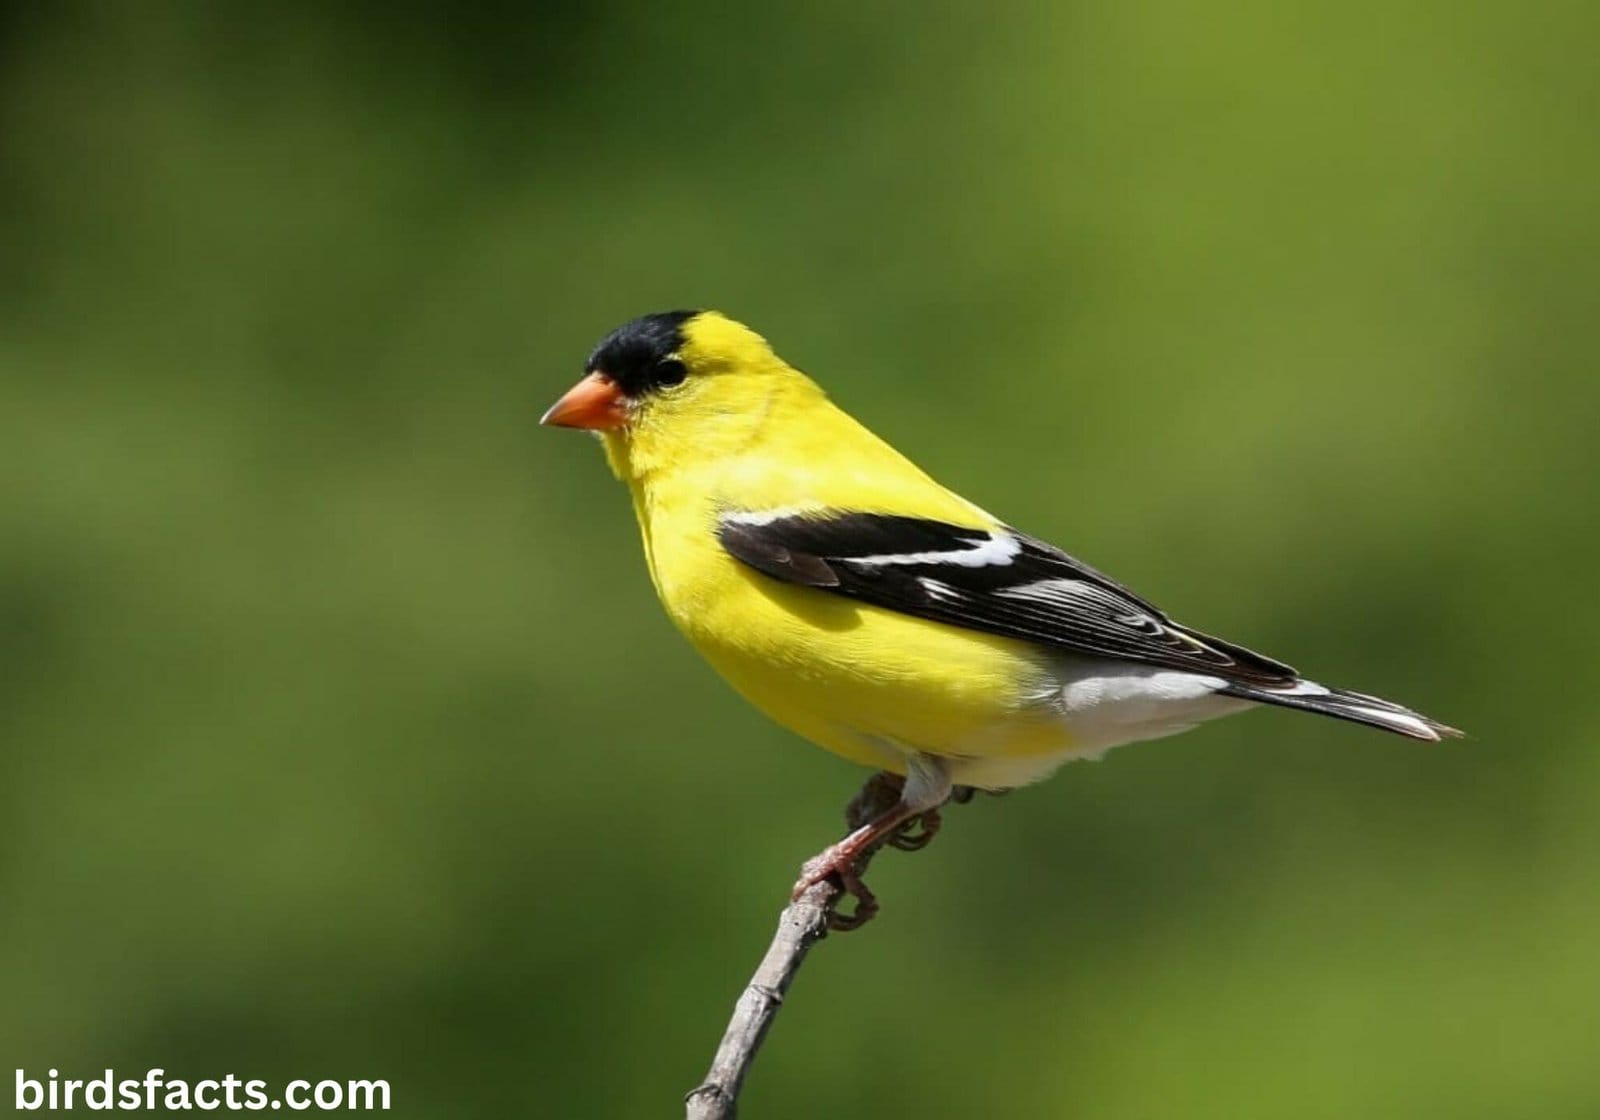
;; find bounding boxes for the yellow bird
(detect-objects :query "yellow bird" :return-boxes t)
[543,310,1458,913]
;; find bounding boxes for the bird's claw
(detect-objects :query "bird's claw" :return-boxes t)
[887,808,941,851]
[792,771,972,932]
[827,878,879,931]
[792,843,881,931]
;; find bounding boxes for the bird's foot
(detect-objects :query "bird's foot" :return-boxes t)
[793,769,970,931]
[792,836,882,931]
[822,860,879,932]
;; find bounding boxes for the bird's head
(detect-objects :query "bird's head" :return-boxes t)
[543,310,819,481]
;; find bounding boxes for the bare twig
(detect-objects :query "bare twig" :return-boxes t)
[684,773,909,1120]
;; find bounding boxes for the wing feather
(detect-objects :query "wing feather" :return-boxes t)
[717,510,1296,685]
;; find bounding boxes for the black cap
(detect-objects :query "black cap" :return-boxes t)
[585,310,700,397]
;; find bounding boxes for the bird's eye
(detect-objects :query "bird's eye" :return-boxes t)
[653,358,688,388]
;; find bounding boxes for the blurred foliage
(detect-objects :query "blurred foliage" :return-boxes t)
[2,2,1598,1117]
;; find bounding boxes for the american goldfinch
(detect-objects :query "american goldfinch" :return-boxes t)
[543,310,1459,912]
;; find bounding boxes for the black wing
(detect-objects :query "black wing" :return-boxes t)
[717,509,1296,685]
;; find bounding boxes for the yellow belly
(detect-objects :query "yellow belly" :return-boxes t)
[652,521,1073,773]
[612,410,1085,776]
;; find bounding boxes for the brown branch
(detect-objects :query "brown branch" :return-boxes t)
[684,772,910,1120]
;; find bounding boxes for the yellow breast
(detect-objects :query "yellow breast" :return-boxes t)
[627,457,1069,773]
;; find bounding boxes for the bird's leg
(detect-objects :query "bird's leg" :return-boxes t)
[793,756,953,930]
[889,783,998,848]
[793,801,920,898]
[886,770,975,851]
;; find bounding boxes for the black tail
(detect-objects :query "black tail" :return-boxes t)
[1220,679,1462,742]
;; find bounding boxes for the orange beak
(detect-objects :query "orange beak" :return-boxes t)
[540,371,628,431]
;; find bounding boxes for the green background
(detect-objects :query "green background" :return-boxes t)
[4,4,1596,1117]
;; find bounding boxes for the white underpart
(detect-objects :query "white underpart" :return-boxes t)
[942,658,1253,790]
[853,530,1021,568]
[1275,679,1330,696]
[1055,665,1238,748]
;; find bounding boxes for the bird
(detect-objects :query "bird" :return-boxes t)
[543,310,1460,922]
